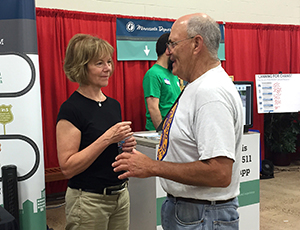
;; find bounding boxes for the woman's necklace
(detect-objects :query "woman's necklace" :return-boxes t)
[77,88,104,107]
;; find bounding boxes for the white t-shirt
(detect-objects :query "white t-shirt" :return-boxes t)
[158,65,243,201]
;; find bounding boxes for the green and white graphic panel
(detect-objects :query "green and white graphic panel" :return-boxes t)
[238,132,260,230]
[0,0,46,229]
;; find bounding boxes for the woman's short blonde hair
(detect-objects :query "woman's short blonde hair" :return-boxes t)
[64,34,114,85]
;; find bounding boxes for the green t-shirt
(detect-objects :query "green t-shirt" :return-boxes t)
[143,64,181,130]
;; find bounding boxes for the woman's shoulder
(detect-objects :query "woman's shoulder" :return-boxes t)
[59,91,86,113]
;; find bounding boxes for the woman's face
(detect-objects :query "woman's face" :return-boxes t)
[86,55,113,88]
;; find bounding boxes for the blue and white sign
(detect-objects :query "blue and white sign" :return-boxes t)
[116,18,173,60]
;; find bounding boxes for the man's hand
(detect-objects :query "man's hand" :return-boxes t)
[112,149,155,179]
[121,136,137,153]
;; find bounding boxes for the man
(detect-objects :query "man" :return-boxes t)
[113,13,243,230]
[143,33,181,130]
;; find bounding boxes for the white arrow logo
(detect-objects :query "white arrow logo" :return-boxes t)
[144,45,150,56]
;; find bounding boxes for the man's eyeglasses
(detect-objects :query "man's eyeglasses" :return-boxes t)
[166,36,195,51]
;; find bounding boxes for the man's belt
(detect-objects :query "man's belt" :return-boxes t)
[167,193,235,205]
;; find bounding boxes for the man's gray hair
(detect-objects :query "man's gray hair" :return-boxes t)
[187,15,221,60]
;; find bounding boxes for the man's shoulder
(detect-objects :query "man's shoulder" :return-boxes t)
[143,65,165,81]
[145,64,162,74]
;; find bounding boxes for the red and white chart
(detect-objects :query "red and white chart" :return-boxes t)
[255,74,300,113]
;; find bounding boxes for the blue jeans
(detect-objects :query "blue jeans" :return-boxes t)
[161,196,239,230]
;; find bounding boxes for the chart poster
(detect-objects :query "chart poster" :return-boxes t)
[0,0,46,229]
[116,18,225,61]
[255,74,300,113]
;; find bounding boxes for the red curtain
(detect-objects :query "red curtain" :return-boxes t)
[224,22,300,160]
[36,8,300,194]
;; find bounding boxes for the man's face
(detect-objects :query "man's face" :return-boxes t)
[166,22,193,81]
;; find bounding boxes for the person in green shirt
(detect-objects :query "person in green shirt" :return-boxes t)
[143,33,181,130]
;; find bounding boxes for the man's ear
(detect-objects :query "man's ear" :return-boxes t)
[193,35,204,54]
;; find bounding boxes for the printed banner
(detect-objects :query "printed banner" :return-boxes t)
[0,0,46,229]
[116,18,173,60]
[116,18,225,61]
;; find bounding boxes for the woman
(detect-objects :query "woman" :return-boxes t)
[56,34,136,230]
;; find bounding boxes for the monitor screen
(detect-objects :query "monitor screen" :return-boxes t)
[233,81,254,133]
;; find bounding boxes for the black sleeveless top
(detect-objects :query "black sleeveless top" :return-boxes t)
[57,91,127,190]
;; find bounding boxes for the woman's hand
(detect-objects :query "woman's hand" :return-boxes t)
[104,121,133,145]
[121,136,137,153]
